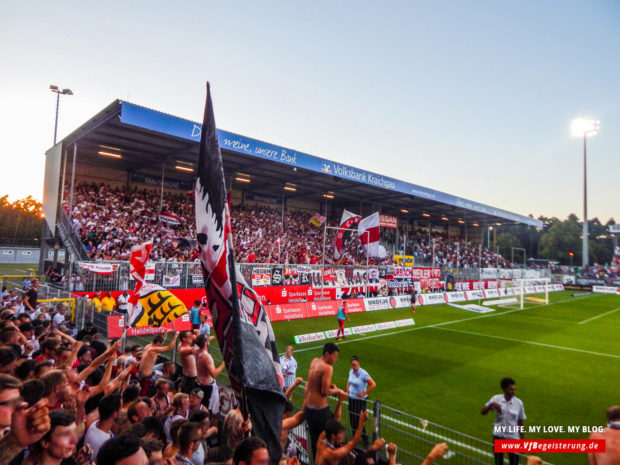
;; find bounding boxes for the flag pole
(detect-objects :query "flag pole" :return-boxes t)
[365,231,369,298]
[321,221,327,300]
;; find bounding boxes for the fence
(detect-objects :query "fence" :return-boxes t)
[286,384,536,465]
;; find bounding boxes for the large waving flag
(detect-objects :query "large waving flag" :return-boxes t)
[334,209,362,259]
[195,82,286,465]
[358,212,388,258]
[126,241,187,327]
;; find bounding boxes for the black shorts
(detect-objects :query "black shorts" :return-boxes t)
[304,405,332,458]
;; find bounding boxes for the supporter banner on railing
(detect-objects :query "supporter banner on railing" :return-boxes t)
[78,263,120,275]
[394,255,415,267]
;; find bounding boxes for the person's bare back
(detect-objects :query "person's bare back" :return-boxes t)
[139,332,177,378]
[306,357,333,408]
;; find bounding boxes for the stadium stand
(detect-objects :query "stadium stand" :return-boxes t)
[63,183,507,268]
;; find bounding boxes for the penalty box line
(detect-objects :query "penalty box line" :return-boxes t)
[290,293,604,355]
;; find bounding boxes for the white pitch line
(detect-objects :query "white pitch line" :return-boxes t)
[578,307,620,325]
[290,293,604,354]
[435,327,620,359]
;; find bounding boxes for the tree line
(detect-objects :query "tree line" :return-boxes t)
[0,195,44,246]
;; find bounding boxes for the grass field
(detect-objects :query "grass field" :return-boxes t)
[269,291,619,465]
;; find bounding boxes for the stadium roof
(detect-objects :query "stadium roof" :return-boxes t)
[59,100,542,228]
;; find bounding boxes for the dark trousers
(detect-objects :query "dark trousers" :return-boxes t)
[304,406,332,458]
[348,397,369,448]
[493,436,519,465]
[181,375,197,394]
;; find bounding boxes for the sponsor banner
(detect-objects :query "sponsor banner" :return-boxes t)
[344,299,366,314]
[191,274,204,285]
[417,293,446,306]
[394,318,415,327]
[524,286,536,294]
[255,285,313,305]
[465,290,484,299]
[78,263,120,275]
[268,302,307,322]
[107,312,191,338]
[553,284,564,291]
[534,285,546,293]
[312,287,336,300]
[483,289,500,298]
[376,321,397,330]
[251,267,271,286]
[379,213,398,229]
[325,328,353,338]
[443,291,468,303]
[306,300,338,318]
[350,324,377,334]
[293,332,326,344]
[364,295,410,311]
[162,275,181,288]
[592,285,620,294]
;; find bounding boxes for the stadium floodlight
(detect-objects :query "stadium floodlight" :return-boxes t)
[571,117,600,267]
[235,177,251,183]
[284,185,297,192]
[571,118,599,137]
[421,213,430,217]
[175,165,194,172]
[50,84,74,144]
[457,219,465,224]
[441,216,449,221]
[400,209,408,214]
[323,193,335,199]
[472,222,479,227]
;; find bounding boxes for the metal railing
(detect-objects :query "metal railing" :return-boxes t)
[285,384,534,465]
[56,209,91,261]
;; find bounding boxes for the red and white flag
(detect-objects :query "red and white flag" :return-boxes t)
[358,212,387,258]
[159,212,182,226]
[334,209,362,259]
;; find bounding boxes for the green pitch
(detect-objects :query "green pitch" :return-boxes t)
[271,291,619,465]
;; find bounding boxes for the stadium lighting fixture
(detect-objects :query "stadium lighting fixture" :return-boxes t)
[235,177,251,183]
[50,84,74,145]
[457,219,465,224]
[323,192,335,199]
[571,118,599,138]
[284,185,297,192]
[571,117,599,267]
[441,216,449,221]
[421,213,430,217]
[400,209,408,214]
[495,222,502,226]
[472,223,479,227]
[98,150,122,159]
[175,165,194,172]
[236,172,251,177]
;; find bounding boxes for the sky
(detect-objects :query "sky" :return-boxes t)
[1,1,618,223]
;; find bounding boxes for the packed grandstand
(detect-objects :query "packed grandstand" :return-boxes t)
[63,183,508,269]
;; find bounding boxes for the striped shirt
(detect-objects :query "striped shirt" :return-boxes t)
[280,354,297,389]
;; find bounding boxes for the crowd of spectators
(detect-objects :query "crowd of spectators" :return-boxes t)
[0,277,457,465]
[63,183,509,269]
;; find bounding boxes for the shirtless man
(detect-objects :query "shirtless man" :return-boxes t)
[315,412,369,465]
[195,334,226,413]
[139,331,178,396]
[589,405,620,465]
[304,342,344,458]
[178,330,198,393]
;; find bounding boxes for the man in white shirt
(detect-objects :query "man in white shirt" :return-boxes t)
[84,393,121,460]
[481,377,526,465]
[280,345,297,389]
[116,290,129,314]
[52,305,68,328]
